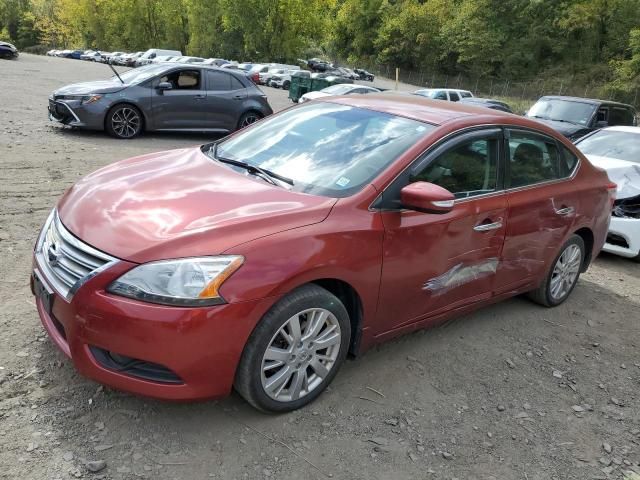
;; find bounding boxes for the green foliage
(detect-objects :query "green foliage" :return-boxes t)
[1,0,639,104]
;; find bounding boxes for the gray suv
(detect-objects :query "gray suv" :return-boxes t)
[48,64,273,139]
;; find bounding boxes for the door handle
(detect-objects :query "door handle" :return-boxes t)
[194,94,206,100]
[233,94,244,100]
[473,218,503,232]
[555,206,574,216]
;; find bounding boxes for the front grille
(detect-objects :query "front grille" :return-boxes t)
[35,211,117,300]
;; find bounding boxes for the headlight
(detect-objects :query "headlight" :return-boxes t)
[82,94,102,104]
[107,256,244,306]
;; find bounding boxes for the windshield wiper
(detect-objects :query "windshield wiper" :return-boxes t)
[210,144,294,187]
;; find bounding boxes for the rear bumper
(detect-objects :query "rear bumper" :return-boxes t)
[602,216,640,258]
[32,260,278,401]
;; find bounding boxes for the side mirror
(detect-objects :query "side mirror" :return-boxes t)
[595,120,608,128]
[400,182,455,214]
[157,82,173,92]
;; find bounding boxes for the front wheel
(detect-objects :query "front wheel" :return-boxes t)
[234,284,351,412]
[528,235,585,307]
[282,80,290,90]
[105,105,143,139]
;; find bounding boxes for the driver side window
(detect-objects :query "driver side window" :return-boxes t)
[159,70,201,90]
[411,138,499,199]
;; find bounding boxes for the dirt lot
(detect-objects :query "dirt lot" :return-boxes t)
[1,54,639,480]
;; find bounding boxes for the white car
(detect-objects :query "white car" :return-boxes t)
[298,84,380,103]
[414,88,474,102]
[575,126,640,260]
[270,69,304,89]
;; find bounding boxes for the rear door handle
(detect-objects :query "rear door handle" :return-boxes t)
[555,206,574,216]
[473,218,503,232]
[194,94,206,100]
[233,94,244,100]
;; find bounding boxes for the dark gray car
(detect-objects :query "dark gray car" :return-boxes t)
[48,64,273,139]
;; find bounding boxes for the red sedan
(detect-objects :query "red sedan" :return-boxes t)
[32,94,615,412]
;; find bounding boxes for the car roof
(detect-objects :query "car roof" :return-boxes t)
[324,92,542,128]
[539,95,635,109]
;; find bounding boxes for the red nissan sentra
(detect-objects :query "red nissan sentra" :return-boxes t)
[32,94,615,412]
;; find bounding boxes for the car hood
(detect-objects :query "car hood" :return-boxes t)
[57,147,337,263]
[526,117,589,138]
[585,155,640,200]
[54,79,126,96]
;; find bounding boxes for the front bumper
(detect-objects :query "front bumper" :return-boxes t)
[48,98,106,129]
[602,216,640,258]
[32,258,278,401]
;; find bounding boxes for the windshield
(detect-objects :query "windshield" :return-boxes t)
[115,64,171,84]
[211,103,433,197]
[527,99,596,126]
[576,130,640,163]
[321,84,354,95]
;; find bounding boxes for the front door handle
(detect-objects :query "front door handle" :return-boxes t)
[233,94,244,100]
[555,206,574,216]
[474,218,503,232]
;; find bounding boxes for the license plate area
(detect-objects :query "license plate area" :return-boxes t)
[33,271,53,316]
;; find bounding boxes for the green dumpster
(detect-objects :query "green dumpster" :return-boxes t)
[288,70,312,103]
[310,75,353,93]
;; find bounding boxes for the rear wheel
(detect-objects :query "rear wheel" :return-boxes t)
[105,104,143,139]
[237,111,262,130]
[528,235,585,307]
[234,284,351,412]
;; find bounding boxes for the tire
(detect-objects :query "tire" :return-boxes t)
[105,104,143,139]
[234,284,351,413]
[237,111,262,130]
[283,80,290,90]
[528,235,585,307]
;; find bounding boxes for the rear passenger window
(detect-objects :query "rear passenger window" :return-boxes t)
[560,146,579,176]
[507,131,562,188]
[449,92,460,102]
[609,107,635,126]
[433,91,447,100]
[206,71,233,91]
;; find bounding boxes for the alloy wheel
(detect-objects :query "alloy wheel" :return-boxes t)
[549,243,581,300]
[111,107,141,138]
[239,113,259,128]
[260,308,341,402]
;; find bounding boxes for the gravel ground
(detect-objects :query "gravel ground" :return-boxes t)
[1,54,639,480]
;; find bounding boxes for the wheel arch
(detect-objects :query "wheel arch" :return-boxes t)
[573,227,594,271]
[309,278,364,357]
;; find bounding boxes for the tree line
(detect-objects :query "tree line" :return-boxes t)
[1,0,639,102]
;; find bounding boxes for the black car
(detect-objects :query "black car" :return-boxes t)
[526,96,637,140]
[0,41,19,60]
[460,97,513,113]
[48,63,273,139]
[307,58,332,72]
[354,68,374,82]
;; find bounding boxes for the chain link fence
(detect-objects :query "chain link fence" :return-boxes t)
[361,63,639,113]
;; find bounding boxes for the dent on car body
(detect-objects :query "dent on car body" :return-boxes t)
[422,258,499,295]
